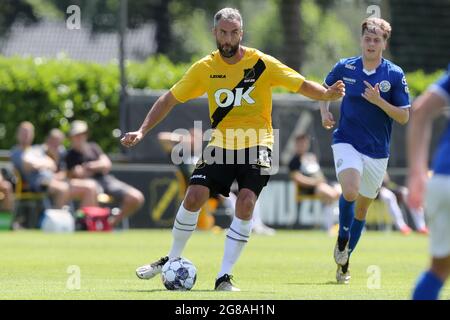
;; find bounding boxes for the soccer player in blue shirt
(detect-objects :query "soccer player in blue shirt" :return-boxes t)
[408,67,450,300]
[319,17,410,284]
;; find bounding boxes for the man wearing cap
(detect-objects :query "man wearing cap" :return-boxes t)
[65,120,144,227]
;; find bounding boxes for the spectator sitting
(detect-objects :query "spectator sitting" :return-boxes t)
[43,129,98,208]
[43,129,67,180]
[0,170,14,212]
[65,120,144,227]
[288,133,341,233]
[10,121,70,209]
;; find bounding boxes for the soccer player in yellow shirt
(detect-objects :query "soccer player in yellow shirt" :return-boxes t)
[121,7,344,291]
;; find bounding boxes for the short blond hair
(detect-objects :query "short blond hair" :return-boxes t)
[361,17,392,40]
[47,128,65,140]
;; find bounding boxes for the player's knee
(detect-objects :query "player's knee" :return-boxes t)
[184,189,208,211]
[342,190,358,202]
[236,190,257,215]
[183,195,203,211]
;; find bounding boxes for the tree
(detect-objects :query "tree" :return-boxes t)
[279,0,304,70]
[0,0,39,38]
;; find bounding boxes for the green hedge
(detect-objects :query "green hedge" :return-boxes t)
[0,56,119,152]
[0,55,445,153]
[0,55,190,153]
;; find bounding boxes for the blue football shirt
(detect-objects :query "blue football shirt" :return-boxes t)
[325,56,410,158]
[430,68,450,175]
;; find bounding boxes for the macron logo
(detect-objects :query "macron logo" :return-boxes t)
[345,64,356,70]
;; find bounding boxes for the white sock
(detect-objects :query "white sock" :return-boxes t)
[222,193,237,211]
[379,188,408,229]
[167,202,200,259]
[217,217,252,279]
[323,204,335,231]
[221,193,237,217]
[409,207,427,230]
[252,200,264,228]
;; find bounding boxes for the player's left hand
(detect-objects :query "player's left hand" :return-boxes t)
[320,109,336,130]
[362,81,382,106]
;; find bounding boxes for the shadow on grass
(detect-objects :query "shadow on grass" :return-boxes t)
[116,289,217,293]
[285,281,340,286]
[116,289,277,294]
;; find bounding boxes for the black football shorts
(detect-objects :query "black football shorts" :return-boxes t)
[189,145,272,197]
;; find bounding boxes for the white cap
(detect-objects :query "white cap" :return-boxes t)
[69,120,88,137]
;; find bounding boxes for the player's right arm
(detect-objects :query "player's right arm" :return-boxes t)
[121,61,206,148]
[121,92,180,148]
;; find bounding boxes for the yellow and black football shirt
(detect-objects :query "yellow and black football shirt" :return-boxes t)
[170,47,305,150]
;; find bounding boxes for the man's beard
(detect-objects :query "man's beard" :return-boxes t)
[217,41,239,58]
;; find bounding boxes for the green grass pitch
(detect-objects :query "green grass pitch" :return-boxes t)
[0,229,448,300]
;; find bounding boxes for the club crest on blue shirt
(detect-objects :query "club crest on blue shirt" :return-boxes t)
[379,80,391,92]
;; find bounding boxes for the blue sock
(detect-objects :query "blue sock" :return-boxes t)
[338,195,355,240]
[412,270,444,300]
[349,219,365,256]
